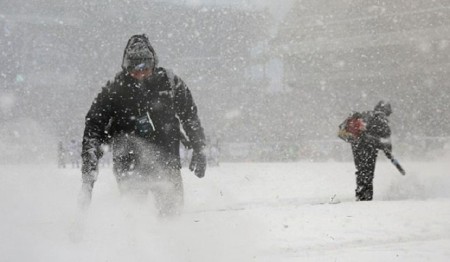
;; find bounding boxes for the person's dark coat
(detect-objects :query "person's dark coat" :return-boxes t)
[78,35,205,216]
[351,106,391,201]
[357,110,391,149]
[82,67,205,175]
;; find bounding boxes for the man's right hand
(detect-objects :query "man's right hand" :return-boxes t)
[379,137,392,150]
[379,137,392,153]
[81,148,99,182]
[80,147,99,210]
[382,142,392,153]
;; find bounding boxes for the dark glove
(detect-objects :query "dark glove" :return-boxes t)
[374,137,392,153]
[79,147,98,210]
[81,148,99,183]
[189,148,207,178]
[380,141,392,153]
[383,142,392,152]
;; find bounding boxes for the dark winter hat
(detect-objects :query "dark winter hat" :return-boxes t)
[374,100,392,116]
[121,34,159,72]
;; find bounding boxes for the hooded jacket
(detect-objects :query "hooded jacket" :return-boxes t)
[82,35,205,172]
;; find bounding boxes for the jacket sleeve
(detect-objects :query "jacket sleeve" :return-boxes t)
[369,114,391,139]
[172,74,206,151]
[82,83,114,161]
[364,113,391,149]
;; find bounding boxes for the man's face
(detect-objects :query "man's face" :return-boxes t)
[130,68,153,81]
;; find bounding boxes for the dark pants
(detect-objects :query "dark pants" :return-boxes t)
[111,136,183,216]
[112,148,184,217]
[352,143,378,201]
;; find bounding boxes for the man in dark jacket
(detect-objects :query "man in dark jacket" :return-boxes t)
[79,34,207,216]
[351,100,393,201]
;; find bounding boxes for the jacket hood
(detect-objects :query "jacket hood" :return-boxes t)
[374,100,392,116]
[121,34,159,71]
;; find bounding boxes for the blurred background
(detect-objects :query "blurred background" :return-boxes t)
[1,0,449,164]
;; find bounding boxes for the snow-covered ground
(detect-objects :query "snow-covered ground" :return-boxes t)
[1,159,449,261]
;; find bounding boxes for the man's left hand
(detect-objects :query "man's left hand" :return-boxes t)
[189,149,207,178]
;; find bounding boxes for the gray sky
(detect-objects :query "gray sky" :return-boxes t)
[168,0,294,20]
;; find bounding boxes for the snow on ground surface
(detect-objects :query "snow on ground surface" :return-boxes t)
[1,160,449,261]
